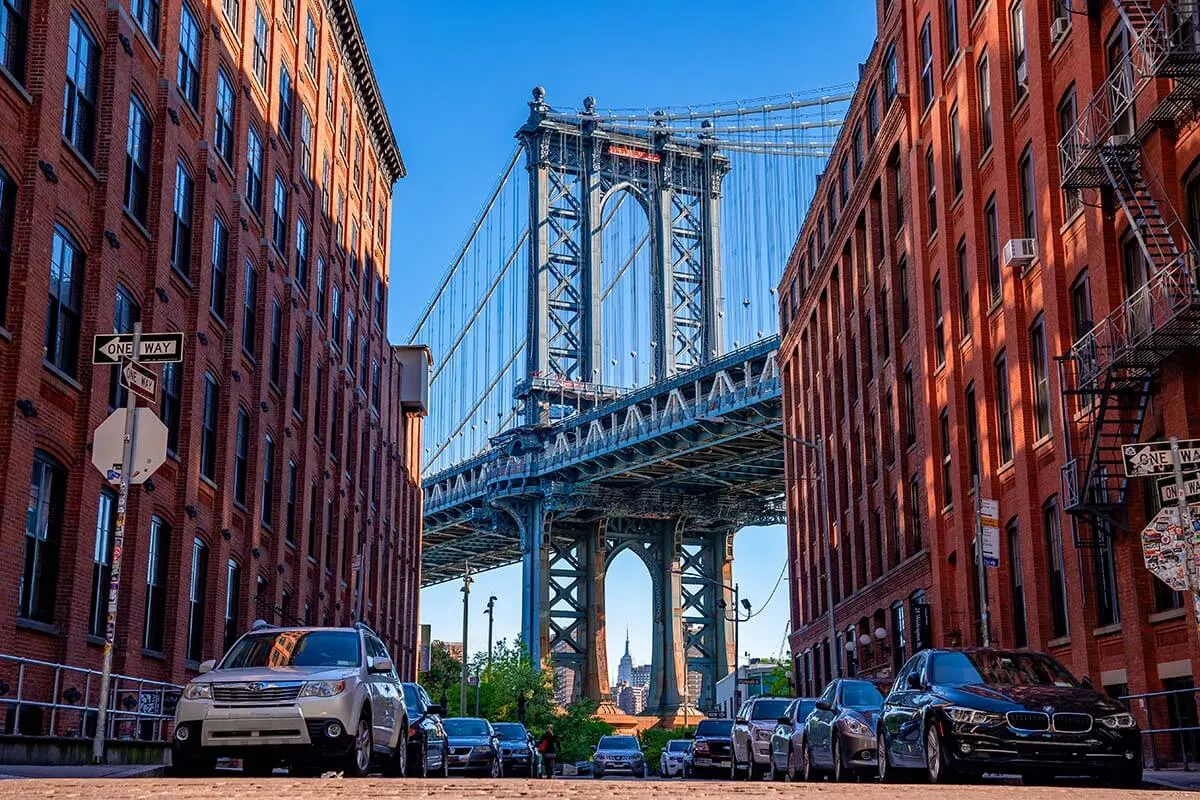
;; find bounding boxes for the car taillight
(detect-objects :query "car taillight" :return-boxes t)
[408,726,417,737]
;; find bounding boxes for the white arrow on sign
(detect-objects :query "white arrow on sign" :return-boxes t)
[120,360,157,403]
[90,408,169,485]
[1124,439,1200,477]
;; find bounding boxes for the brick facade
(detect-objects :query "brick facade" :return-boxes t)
[0,0,425,715]
[780,0,1200,726]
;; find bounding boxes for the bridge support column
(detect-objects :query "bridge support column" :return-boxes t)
[582,519,611,702]
[518,500,550,666]
[645,518,686,720]
[679,528,735,713]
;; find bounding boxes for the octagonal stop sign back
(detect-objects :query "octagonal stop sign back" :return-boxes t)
[90,408,169,485]
[1141,505,1200,593]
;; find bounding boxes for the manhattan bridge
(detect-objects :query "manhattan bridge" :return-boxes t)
[409,84,851,718]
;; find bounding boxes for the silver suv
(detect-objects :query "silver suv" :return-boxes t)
[731,696,794,780]
[172,622,408,777]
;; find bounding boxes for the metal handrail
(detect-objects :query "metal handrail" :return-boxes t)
[0,652,181,742]
[1122,684,1200,770]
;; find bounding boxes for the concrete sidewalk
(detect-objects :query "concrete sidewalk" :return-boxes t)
[0,764,166,780]
[1142,770,1200,791]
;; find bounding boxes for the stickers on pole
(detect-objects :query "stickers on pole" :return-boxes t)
[1140,505,1200,592]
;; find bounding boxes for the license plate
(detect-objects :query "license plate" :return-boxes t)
[695,758,711,766]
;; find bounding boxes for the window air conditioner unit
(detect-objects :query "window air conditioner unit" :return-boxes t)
[1003,238,1037,269]
[1050,17,1069,44]
[1108,133,1133,147]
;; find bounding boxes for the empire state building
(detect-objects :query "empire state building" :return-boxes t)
[616,628,634,686]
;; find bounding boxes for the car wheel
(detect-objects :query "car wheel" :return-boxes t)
[442,745,450,778]
[877,730,893,783]
[802,740,817,782]
[832,736,845,783]
[594,769,604,779]
[786,747,797,782]
[769,751,780,782]
[924,722,955,784]
[490,756,502,779]
[341,714,373,777]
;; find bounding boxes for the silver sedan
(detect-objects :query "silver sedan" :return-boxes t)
[769,697,818,780]
[799,679,886,782]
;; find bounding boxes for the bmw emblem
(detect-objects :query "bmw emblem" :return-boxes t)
[249,682,265,692]
[1043,706,1053,715]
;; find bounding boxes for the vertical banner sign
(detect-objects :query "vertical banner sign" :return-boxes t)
[979,498,1001,568]
[420,624,432,673]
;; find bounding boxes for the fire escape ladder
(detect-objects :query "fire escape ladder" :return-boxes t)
[1099,143,1183,271]
[1113,0,1157,38]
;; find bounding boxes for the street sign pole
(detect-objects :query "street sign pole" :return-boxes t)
[93,322,141,764]
[1169,439,1200,648]
[974,475,991,648]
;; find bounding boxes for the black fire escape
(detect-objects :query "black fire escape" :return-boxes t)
[1058,0,1200,541]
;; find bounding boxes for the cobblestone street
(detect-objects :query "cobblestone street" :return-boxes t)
[0,778,1191,799]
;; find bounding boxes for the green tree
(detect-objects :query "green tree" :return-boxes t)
[422,642,463,713]
[764,664,793,697]
[640,726,694,775]
[548,699,615,765]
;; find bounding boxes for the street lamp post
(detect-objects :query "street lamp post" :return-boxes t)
[485,595,497,674]
[703,415,839,679]
[671,569,751,714]
[460,562,472,715]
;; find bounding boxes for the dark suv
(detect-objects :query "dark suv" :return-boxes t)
[689,718,734,776]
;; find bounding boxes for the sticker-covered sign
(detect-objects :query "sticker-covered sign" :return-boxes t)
[1140,506,1200,592]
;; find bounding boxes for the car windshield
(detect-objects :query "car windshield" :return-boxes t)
[667,741,690,752]
[598,736,639,751]
[402,684,419,712]
[493,723,528,740]
[841,682,885,709]
[796,700,817,720]
[930,651,1079,688]
[751,699,792,720]
[695,720,733,737]
[444,719,491,737]
[220,630,360,669]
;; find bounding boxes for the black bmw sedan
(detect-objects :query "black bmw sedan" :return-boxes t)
[877,648,1142,786]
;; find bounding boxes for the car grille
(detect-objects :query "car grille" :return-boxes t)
[212,682,303,704]
[305,720,328,742]
[1052,713,1093,733]
[450,746,473,756]
[1006,711,1050,731]
[705,741,731,755]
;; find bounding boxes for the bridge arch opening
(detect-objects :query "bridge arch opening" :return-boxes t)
[599,186,655,390]
[604,545,655,713]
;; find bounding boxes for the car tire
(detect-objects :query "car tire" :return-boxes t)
[382,727,408,778]
[832,735,845,783]
[341,713,373,777]
[442,745,450,778]
[924,722,956,784]
[747,755,759,782]
[786,747,797,782]
[489,756,502,779]
[594,769,604,779]
[171,752,216,778]
[877,730,893,783]
[802,740,818,782]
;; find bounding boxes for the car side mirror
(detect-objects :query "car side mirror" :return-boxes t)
[369,657,394,674]
[198,659,216,675]
[906,672,922,690]
[815,699,832,712]
[777,716,791,725]
[735,717,749,725]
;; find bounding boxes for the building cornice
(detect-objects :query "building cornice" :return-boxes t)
[326,0,406,184]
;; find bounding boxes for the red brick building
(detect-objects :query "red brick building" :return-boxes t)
[0,0,427,717]
[781,0,1200,732]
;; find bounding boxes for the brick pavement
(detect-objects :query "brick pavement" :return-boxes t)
[0,778,1190,799]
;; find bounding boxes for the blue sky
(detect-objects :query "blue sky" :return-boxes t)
[356,0,878,681]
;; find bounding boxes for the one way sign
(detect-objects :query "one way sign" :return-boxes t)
[1123,440,1200,478]
[92,332,185,364]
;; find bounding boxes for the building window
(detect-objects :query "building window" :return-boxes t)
[21,452,65,623]
[925,146,937,236]
[1,0,29,82]
[221,0,240,31]
[316,255,328,321]
[880,284,891,360]
[292,332,304,414]
[88,488,117,638]
[324,498,335,566]
[279,63,293,140]
[314,362,325,441]
[295,215,310,292]
[374,275,384,326]
[171,160,195,277]
[995,349,1014,464]
[1007,518,1027,647]
[891,601,907,671]
[903,364,916,446]
[1031,316,1052,440]
[1018,143,1036,240]
[262,434,276,526]
[371,360,381,411]
[978,52,993,152]
[939,408,953,508]
[340,106,349,159]
[965,382,980,487]
[286,460,297,545]
[307,484,319,560]
[956,237,971,340]
[0,167,13,327]
[949,103,963,197]
[200,373,219,481]
[209,215,230,321]
[985,194,1001,305]
[242,260,258,356]
[215,67,236,165]
[46,226,84,377]
[161,361,181,452]
[143,516,169,651]
[331,284,342,344]
[62,14,98,161]
[898,257,910,333]
[252,5,268,86]
[282,0,295,26]
[883,43,897,106]
[1011,1,1028,97]
[187,538,209,662]
[123,96,152,223]
[177,4,202,110]
[299,107,314,183]
[325,64,335,119]
[919,17,934,110]
[1058,87,1082,217]
[233,407,249,505]
[852,121,864,173]
[354,135,363,185]
[269,298,282,386]
[933,273,946,368]
[109,285,140,409]
[1071,270,1093,340]
[305,12,318,74]
[944,0,958,59]
[246,125,264,215]
[272,174,288,253]
[359,335,369,388]
[1044,499,1069,638]
[866,85,879,141]
[839,156,850,206]
[346,310,357,373]
[224,560,241,652]
[1093,532,1120,627]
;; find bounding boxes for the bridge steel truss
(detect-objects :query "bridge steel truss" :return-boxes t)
[422,337,783,716]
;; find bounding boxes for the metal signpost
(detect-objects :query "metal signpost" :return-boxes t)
[973,477,996,647]
[89,324,178,763]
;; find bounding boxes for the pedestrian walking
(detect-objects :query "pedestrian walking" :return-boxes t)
[536,725,559,778]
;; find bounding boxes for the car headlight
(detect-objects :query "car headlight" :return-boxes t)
[694,742,708,753]
[1099,712,1137,730]
[183,682,212,700]
[843,716,871,736]
[754,728,772,741]
[298,680,346,698]
[944,706,1001,725]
